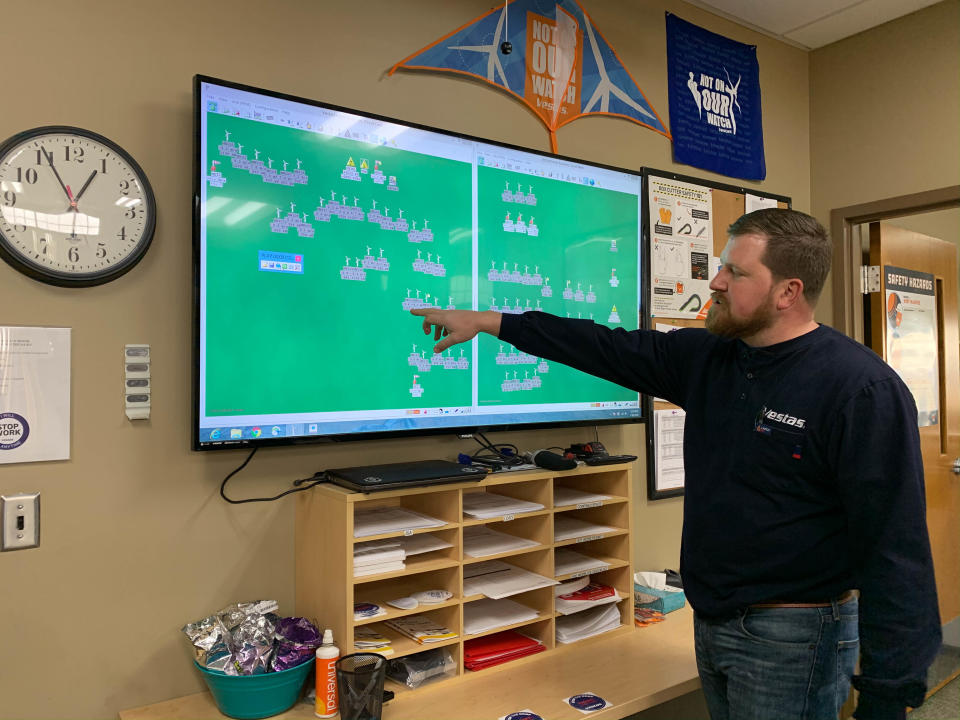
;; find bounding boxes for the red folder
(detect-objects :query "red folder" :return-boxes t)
[463,630,545,670]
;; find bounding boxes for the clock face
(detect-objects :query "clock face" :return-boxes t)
[0,126,156,287]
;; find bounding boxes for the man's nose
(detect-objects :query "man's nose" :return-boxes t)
[709,271,725,292]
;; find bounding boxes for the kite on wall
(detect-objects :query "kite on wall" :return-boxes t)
[389,0,670,154]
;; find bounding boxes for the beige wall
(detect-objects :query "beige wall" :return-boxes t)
[810,0,960,326]
[0,2,812,718]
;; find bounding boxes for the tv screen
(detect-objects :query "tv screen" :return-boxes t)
[194,76,644,449]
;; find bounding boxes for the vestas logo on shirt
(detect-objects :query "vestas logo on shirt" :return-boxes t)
[763,407,806,429]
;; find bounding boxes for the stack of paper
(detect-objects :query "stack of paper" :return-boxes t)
[353,506,447,538]
[554,548,611,577]
[554,582,622,615]
[354,626,394,655]
[463,560,558,599]
[463,597,539,635]
[400,533,453,556]
[462,492,545,519]
[463,525,540,558]
[463,630,545,671]
[353,539,405,577]
[553,487,611,507]
[385,615,458,644]
[555,603,622,644]
[553,516,617,542]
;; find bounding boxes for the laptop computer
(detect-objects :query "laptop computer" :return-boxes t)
[326,459,487,493]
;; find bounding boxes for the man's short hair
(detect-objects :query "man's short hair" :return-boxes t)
[728,208,831,304]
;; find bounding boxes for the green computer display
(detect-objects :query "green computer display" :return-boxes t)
[194,76,643,449]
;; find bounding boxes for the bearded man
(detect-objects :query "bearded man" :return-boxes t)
[411,209,940,720]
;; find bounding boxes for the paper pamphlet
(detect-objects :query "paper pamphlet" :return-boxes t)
[463,560,558,599]
[463,597,539,635]
[653,408,685,491]
[464,525,540,558]
[353,506,446,538]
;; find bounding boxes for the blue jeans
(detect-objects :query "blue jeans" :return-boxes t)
[694,597,859,720]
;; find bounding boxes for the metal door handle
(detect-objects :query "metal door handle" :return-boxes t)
[953,458,960,476]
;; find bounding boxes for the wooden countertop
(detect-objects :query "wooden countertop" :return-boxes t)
[119,606,698,720]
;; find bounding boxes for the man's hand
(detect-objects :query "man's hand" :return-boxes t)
[409,308,502,353]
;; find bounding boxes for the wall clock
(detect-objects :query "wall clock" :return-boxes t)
[0,126,156,287]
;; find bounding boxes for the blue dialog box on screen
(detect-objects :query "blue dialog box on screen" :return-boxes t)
[258,251,303,274]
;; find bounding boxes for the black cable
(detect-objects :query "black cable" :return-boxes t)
[219,447,331,504]
[470,432,525,467]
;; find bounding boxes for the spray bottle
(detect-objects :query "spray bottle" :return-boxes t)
[315,628,339,718]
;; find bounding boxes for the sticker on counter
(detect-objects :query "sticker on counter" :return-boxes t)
[500,710,543,720]
[565,693,609,713]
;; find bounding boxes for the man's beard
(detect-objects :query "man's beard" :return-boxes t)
[705,293,777,339]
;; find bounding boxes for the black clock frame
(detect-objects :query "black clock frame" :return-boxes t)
[0,125,156,288]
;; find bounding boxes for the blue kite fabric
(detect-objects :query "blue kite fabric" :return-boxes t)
[390,0,669,153]
[666,13,765,180]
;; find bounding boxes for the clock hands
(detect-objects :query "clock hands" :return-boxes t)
[42,148,98,212]
[72,170,98,205]
[42,148,73,205]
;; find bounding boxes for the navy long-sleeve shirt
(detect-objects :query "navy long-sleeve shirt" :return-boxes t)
[499,311,941,717]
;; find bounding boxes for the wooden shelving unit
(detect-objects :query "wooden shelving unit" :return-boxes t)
[294,463,635,695]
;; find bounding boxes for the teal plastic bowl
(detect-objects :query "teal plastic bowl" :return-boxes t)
[195,658,314,719]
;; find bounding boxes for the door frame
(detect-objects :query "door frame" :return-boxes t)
[830,185,960,342]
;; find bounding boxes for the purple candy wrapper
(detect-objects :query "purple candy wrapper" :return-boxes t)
[271,616,322,672]
[227,612,278,675]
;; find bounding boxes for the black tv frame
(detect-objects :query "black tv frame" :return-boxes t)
[192,74,648,451]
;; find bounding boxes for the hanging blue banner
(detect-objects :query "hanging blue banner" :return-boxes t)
[665,13,765,180]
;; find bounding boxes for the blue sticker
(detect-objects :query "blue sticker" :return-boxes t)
[568,694,607,712]
[504,713,543,720]
[0,412,29,450]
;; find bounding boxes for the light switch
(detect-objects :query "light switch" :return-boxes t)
[1,492,40,551]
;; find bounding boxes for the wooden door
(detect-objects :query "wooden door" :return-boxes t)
[868,221,960,625]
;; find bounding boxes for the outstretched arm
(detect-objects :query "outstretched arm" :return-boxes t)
[410,308,502,353]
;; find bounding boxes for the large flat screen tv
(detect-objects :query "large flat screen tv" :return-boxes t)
[193,75,645,449]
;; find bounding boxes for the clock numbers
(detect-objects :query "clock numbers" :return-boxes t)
[100,158,108,174]
[96,243,107,258]
[2,190,15,206]
[117,226,127,242]
[119,179,130,196]
[63,145,84,163]
[15,167,38,184]
[68,247,79,263]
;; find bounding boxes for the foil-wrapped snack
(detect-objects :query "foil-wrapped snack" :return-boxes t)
[181,614,233,673]
[218,600,280,632]
[228,612,278,675]
[182,599,280,675]
[271,616,321,672]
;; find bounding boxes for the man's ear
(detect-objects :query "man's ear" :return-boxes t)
[775,278,806,310]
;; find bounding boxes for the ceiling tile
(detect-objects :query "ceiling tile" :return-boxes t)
[785,0,946,48]
[693,0,864,35]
